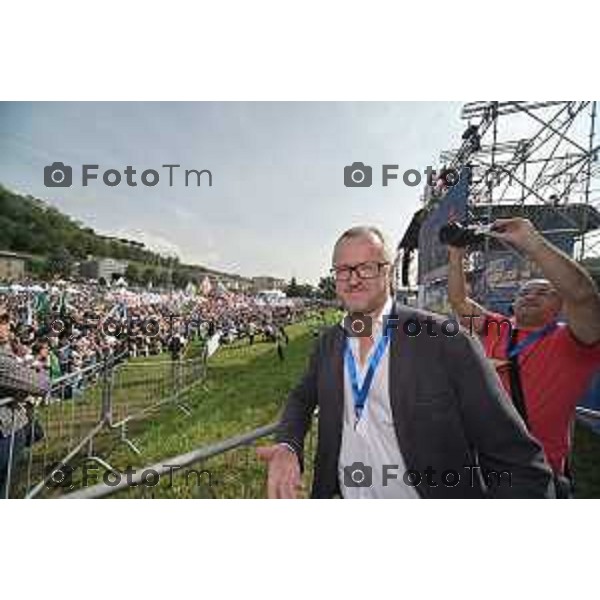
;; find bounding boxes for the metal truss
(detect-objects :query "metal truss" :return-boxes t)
[437,101,599,261]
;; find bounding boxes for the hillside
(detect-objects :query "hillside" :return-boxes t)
[0,184,177,266]
[0,184,245,286]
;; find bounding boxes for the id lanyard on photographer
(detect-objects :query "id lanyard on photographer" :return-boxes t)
[345,334,390,424]
[505,321,559,361]
[505,321,558,426]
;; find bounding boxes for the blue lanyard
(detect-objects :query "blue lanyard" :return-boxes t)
[344,334,390,421]
[506,321,559,360]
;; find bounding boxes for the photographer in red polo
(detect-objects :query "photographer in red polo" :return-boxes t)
[448,218,600,496]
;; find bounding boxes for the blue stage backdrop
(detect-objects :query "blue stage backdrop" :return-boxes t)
[417,167,470,313]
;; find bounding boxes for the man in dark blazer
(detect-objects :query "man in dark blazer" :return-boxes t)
[258,226,554,498]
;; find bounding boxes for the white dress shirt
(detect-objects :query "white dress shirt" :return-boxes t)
[338,296,420,499]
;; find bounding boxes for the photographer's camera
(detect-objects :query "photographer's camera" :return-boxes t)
[439,222,486,248]
[45,462,74,489]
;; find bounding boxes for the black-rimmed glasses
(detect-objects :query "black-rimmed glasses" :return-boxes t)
[330,261,389,281]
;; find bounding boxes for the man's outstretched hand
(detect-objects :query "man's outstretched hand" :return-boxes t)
[256,444,302,499]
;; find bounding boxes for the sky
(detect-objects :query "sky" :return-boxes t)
[0,101,467,283]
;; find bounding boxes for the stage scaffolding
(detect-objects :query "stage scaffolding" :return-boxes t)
[397,101,600,309]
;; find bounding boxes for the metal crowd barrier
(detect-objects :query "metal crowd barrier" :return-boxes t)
[576,405,600,435]
[110,354,208,454]
[64,422,280,499]
[576,406,600,421]
[63,416,319,499]
[0,347,208,499]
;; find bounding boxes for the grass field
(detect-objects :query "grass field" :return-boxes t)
[22,308,600,499]
[572,423,600,498]
[107,317,328,498]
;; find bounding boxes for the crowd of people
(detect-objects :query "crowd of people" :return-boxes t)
[0,278,317,495]
[0,282,310,383]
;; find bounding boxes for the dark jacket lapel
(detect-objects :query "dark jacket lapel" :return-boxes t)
[388,303,419,479]
[312,325,345,497]
[327,324,345,443]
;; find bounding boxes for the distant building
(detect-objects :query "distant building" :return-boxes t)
[206,274,252,293]
[251,276,286,293]
[196,270,254,293]
[80,257,129,282]
[0,251,27,282]
[224,275,254,292]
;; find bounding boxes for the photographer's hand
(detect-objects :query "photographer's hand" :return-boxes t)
[489,217,542,253]
[257,444,302,499]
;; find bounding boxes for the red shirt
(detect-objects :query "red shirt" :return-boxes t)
[481,313,600,473]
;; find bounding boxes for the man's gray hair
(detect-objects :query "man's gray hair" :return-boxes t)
[332,225,394,264]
